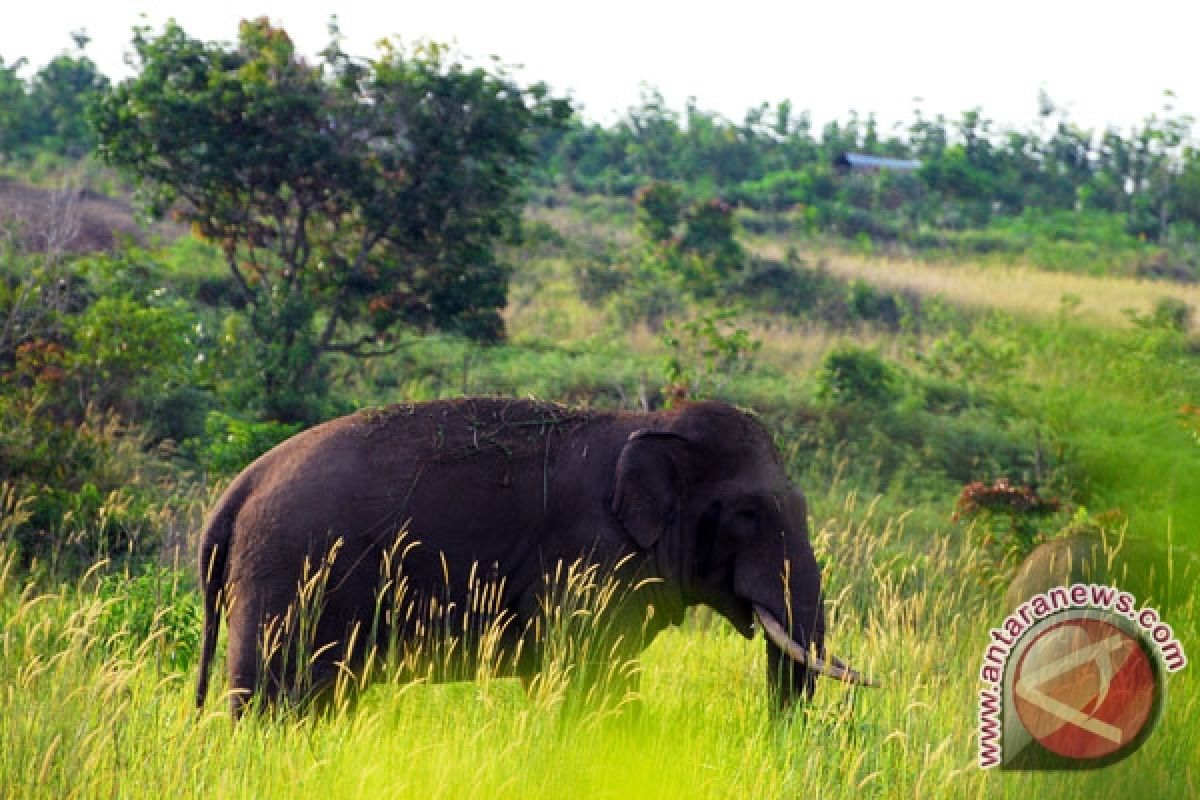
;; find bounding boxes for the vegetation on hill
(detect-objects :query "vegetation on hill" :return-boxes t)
[532,87,1200,278]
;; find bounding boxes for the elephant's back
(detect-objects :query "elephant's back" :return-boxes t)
[352,397,604,465]
[221,398,608,589]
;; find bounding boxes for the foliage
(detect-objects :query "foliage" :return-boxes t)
[661,310,761,401]
[632,182,683,242]
[0,245,214,562]
[91,19,569,421]
[953,477,1063,559]
[96,564,202,670]
[679,198,743,277]
[0,393,166,562]
[188,411,302,477]
[815,345,899,407]
[6,32,1200,270]
[2,246,212,441]
[0,33,109,158]
[533,89,1200,269]
[609,184,753,327]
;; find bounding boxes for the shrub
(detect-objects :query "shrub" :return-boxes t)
[661,310,761,401]
[815,345,899,407]
[679,198,744,278]
[1149,296,1192,331]
[633,182,683,243]
[96,565,202,670]
[0,390,171,562]
[953,478,1063,564]
[189,411,302,476]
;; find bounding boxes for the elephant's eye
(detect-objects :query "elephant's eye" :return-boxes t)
[735,507,758,523]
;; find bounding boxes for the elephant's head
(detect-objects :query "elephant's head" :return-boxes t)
[613,401,875,707]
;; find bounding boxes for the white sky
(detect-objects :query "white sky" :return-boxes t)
[2,1,1196,136]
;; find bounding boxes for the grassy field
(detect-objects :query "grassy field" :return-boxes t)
[2,499,1196,800]
[767,244,1200,334]
[4,196,1199,798]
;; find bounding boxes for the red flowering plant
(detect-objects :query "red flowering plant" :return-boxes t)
[954,477,1062,563]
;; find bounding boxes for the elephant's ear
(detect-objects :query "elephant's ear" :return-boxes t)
[612,430,688,550]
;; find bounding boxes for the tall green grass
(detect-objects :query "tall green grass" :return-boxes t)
[999,317,1200,558]
[2,497,1195,799]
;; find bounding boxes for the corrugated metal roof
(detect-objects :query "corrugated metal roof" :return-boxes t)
[835,153,922,171]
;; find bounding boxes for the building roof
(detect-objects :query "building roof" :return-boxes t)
[835,152,922,171]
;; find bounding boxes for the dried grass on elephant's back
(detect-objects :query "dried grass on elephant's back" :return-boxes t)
[358,398,600,463]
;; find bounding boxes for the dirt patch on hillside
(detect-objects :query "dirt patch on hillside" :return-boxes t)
[0,178,179,254]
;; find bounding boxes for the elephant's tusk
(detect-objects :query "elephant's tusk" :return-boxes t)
[753,604,880,688]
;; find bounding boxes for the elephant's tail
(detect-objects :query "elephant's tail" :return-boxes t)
[195,481,248,710]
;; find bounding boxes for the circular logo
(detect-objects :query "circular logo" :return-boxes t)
[1013,618,1159,760]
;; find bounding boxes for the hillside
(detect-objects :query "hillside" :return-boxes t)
[4,191,1198,800]
[0,177,173,253]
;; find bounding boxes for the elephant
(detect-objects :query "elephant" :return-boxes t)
[194,397,874,716]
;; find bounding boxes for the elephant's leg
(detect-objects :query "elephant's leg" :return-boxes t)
[224,593,265,718]
[225,586,300,717]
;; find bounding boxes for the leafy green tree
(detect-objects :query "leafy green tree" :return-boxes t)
[623,86,682,181]
[1170,147,1200,226]
[633,182,683,242]
[0,57,34,156]
[92,19,568,422]
[679,198,743,277]
[27,31,110,156]
[0,32,110,157]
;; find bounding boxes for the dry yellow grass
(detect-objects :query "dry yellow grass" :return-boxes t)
[747,319,913,374]
[625,317,910,378]
[757,243,1200,332]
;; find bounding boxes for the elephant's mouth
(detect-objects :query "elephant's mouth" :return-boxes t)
[725,596,757,639]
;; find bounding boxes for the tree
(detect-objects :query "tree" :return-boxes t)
[623,86,682,181]
[1170,147,1200,227]
[92,19,569,421]
[28,31,110,156]
[0,32,110,157]
[633,181,683,242]
[0,57,34,156]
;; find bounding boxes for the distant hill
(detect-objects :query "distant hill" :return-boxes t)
[0,177,179,254]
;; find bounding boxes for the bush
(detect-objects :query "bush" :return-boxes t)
[815,345,899,407]
[188,411,302,476]
[66,294,199,426]
[0,391,171,562]
[97,565,202,670]
[679,198,743,277]
[661,309,761,401]
[633,182,683,242]
[1149,296,1192,331]
[732,255,829,316]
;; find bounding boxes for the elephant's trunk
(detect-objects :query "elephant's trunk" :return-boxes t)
[755,605,877,687]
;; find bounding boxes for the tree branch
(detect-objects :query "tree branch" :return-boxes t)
[322,333,411,358]
[225,251,255,303]
[310,224,385,360]
[314,285,348,355]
